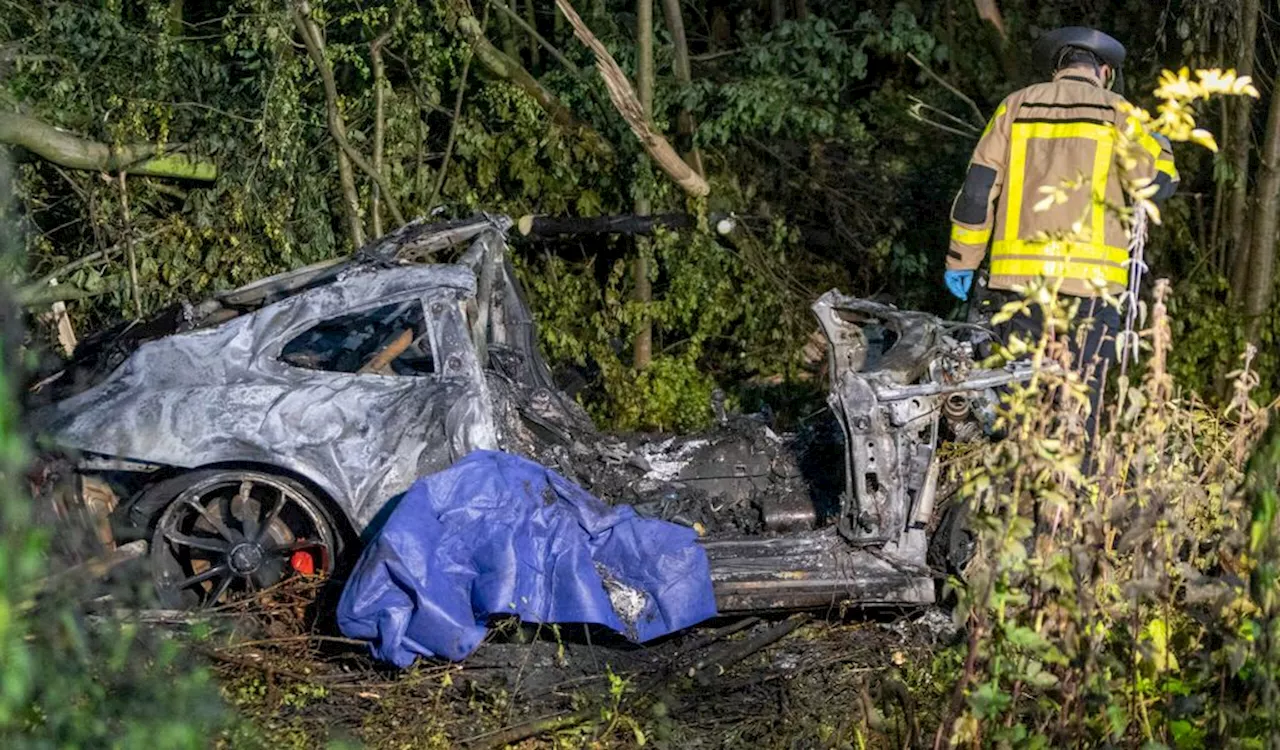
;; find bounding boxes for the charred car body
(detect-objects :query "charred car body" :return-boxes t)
[31,216,1029,612]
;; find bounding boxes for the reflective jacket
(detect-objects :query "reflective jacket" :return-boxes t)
[948,68,1178,297]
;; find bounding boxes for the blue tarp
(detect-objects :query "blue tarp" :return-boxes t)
[337,450,719,666]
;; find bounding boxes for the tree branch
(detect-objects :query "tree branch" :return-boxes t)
[293,1,406,236]
[428,47,473,210]
[0,110,216,181]
[449,3,613,159]
[484,0,584,80]
[555,0,709,197]
[291,2,365,248]
[661,0,704,176]
[906,52,986,128]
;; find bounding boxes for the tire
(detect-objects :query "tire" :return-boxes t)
[148,469,342,609]
[928,501,976,578]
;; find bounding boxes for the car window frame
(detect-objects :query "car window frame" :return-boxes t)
[265,294,442,381]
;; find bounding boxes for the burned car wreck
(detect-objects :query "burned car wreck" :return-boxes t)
[30,215,1032,614]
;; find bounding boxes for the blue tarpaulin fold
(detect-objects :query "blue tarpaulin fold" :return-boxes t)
[337,450,718,665]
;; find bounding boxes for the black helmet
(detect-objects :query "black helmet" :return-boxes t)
[1032,27,1126,90]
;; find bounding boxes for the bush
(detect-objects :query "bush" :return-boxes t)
[935,279,1279,747]
[0,156,226,749]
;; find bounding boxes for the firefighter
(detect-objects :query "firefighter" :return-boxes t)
[944,27,1178,455]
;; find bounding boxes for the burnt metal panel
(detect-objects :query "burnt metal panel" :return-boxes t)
[34,264,498,530]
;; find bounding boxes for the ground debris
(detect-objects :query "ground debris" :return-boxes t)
[192,576,949,749]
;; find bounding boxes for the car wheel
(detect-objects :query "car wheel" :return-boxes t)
[149,470,341,608]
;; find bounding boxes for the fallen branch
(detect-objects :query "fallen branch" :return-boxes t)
[32,540,149,595]
[514,211,737,237]
[19,227,169,303]
[691,613,811,686]
[18,281,114,308]
[0,110,216,181]
[465,708,594,749]
[555,0,709,197]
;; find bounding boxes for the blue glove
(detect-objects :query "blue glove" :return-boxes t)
[944,270,974,301]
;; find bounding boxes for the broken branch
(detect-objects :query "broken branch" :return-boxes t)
[555,0,710,197]
[465,708,594,749]
[907,100,980,139]
[0,110,216,181]
[449,4,612,159]
[691,613,810,686]
[906,52,986,128]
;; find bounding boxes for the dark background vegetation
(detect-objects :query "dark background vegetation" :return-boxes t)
[4,0,1276,430]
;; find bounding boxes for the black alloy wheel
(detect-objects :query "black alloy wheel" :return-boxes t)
[150,470,340,608]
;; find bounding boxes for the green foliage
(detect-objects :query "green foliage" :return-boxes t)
[520,222,814,431]
[942,279,1277,747]
[0,157,225,745]
[688,7,938,144]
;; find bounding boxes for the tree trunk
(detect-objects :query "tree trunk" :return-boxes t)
[633,0,655,371]
[794,0,808,20]
[661,0,704,176]
[168,0,183,37]
[0,111,216,180]
[771,0,785,27]
[495,0,520,61]
[524,0,541,68]
[292,2,365,249]
[1229,0,1261,299]
[370,35,389,238]
[1242,68,1280,342]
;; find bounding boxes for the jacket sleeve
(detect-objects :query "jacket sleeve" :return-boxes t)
[1151,133,1179,205]
[948,97,1014,271]
[1119,109,1169,204]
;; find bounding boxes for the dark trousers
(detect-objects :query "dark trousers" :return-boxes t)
[986,291,1122,468]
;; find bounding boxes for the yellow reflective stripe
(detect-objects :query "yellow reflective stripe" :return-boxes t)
[1136,130,1162,159]
[981,103,1007,139]
[990,257,1127,286]
[951,225,992,245]
[1007,121,1119,246]
[1006,127,1029,242]
[1091,133,1114,245]
[1015,121,1115,142]
[992,239,1129,267]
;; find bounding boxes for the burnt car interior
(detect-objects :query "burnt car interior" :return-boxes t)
[281,301,434,376]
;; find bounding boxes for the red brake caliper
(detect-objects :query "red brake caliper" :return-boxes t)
[289,547,316,576]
